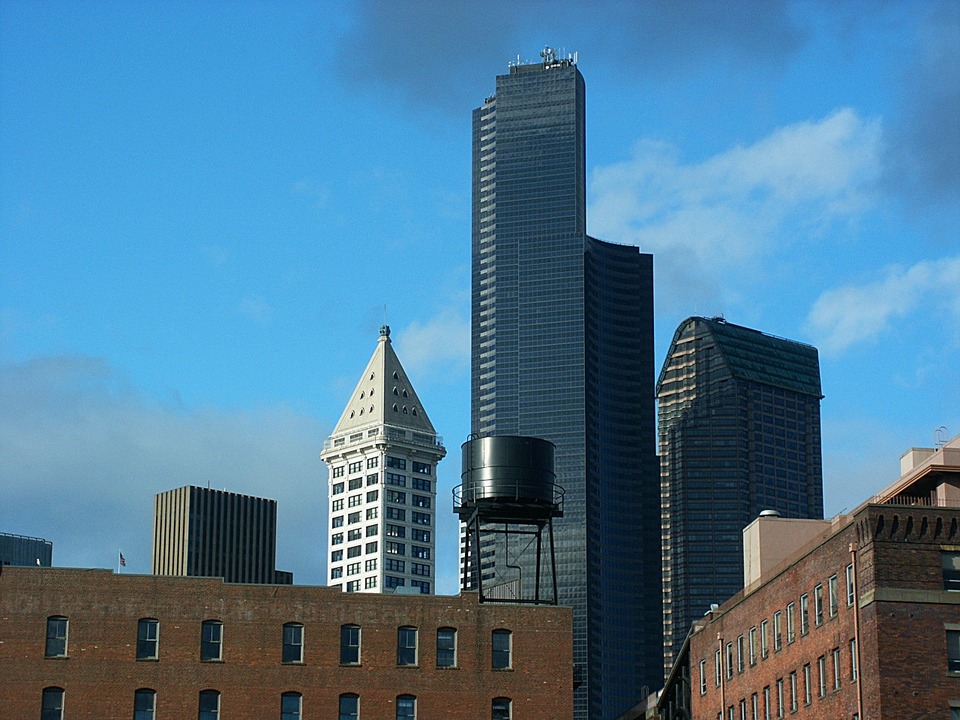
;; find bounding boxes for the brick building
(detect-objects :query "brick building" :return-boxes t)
[0,567,572,719]
[636,433,960,720]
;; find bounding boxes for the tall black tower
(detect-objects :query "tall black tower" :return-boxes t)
[469,49,662,719]
[658,317,824,674]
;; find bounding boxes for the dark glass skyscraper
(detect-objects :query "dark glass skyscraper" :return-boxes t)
[470,50,661,720]
[658,316,824,674]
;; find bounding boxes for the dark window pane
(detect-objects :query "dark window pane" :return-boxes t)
[137,619,159,660]
[341,624,360,665]
[134,688,156,720]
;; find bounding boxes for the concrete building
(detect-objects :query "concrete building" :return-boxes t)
[0,530,52,567]
[470,48,661,719]
[152,485,290,584]
[0,567,572,720]
[321,325,446,594]
[644,432,960,720]
[658,316,824,674]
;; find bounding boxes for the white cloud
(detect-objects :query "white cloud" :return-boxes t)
[805,254,960,354]
[393,307,471,383]
[589,109,883,309]
[0,356,328,582]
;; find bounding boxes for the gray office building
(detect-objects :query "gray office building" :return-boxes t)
[0,531,53,567]
[658,316,824,675]
[470,49,661,719]
[152,485,291,584]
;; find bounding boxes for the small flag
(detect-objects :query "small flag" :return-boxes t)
[119,551,126,567]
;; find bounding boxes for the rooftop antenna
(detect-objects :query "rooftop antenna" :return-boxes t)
[935,426,949,449]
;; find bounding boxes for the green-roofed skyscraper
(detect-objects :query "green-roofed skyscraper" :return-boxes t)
[658,316,824,675]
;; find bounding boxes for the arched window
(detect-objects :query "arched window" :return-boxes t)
[397,694,417,719]
[137,618,159,659]
[41,687,64,720]
[134,688,156,720]
[281,692,302,720]
[436,627,457,668]
[198,690,220,720]
[492,697,513,720]
[339,693,359,720]
[340,624,361,665]
[45,616,68,657]
[282,623,303,663]
[492,629,512,669]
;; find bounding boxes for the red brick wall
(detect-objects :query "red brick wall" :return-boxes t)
[688,505,960,720]
[0,567,573,719]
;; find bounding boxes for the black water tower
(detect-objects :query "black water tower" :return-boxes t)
[454,435,564,604]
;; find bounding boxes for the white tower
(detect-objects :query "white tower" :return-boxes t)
[321,325,446,593]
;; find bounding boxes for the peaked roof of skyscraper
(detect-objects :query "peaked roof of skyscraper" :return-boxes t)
[660,316,823,398]
[329,325,438,438]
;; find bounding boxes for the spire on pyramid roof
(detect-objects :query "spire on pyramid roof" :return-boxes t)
[329,325,439,439]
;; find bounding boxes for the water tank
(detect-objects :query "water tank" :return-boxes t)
[460,436,556,506]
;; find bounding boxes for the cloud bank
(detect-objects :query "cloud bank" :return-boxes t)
[806,254,960,354]
[589,109,883,309]
[0,356,329,583]
[334,0,803,113]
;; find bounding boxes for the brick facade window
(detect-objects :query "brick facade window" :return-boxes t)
[786,602,795,644]
[281,692,302,720]
[397,694,417,719]
[134,688,156,720]
[137,618,159,660]
[201,620,223,662]
[850,638,858,680]
[943,552,960,591]
[948,630,960,673]
[828,574,838,617]
[492,629,512,670]
[339,693,359,720]
[799,594,809,636]
[814,583,824,626]
[773,611,782,652]
[699,659,707,694]
[397,626,418,666]
[748,626,757,665]
[817,655,826,697]
[340,624,361,665]
[846,563,856,604]
[492,697,513,720]
[437,627,457,668]
[760,619,769,659]
[199,689,220,720]
[41,687,65,720]
[832,647,842,688]
[282,623,303,663]
[45,616,68,658]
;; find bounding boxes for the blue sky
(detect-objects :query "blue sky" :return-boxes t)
[2,0,958,593]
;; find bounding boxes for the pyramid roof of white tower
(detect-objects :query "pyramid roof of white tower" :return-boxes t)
[330,325,438,438]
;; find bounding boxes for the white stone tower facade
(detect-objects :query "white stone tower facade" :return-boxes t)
[321,325,446,593]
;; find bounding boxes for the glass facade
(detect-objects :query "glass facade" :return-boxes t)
[658,316,824,675]
[470,53,660,719]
